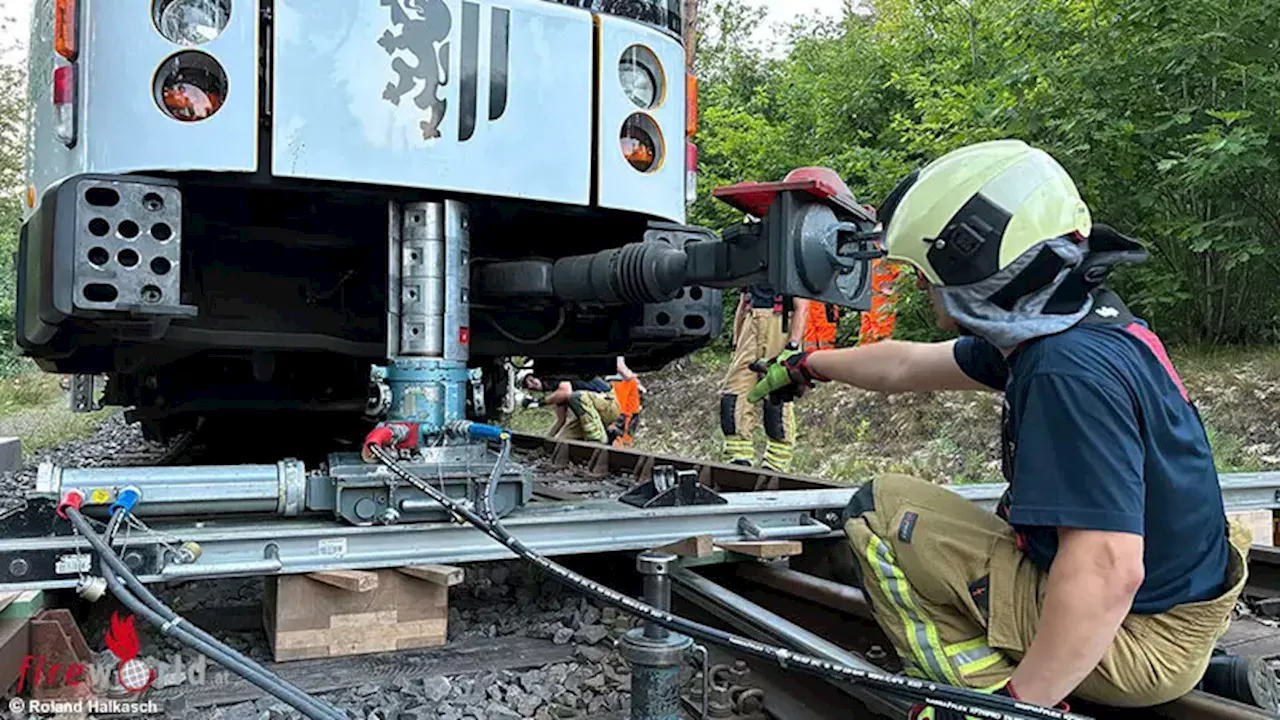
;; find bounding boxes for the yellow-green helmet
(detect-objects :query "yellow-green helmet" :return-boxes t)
[879,140,1092,286]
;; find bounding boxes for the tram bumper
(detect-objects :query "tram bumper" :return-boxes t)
[17,174,195,355]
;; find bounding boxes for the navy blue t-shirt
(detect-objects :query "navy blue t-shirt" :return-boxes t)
[954,323,1229,614]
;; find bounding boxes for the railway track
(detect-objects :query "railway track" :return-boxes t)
[4,432,1279,718]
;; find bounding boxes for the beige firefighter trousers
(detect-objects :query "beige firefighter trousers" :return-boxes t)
[554,391,621,445]
[720,307,796,471]
[844,474,1250,707]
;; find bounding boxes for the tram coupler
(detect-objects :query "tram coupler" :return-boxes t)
[620,551,696,720]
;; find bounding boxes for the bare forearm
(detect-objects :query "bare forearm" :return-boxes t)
[805,340,976,393]
[1010,536,1141,706]
[548,405,567,435]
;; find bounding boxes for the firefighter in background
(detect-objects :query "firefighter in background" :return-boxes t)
[522,375,621,444]
[720,286,809,472]
[804,301,840,351]
[859,256,902,345]
[608,356,645,447]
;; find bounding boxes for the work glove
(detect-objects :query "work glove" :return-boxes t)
[908,682,1069,720]
[746,348,827,404]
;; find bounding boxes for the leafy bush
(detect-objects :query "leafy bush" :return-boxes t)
[691,0,1280,346]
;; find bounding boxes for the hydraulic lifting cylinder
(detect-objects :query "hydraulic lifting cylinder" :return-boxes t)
[619,551,693,720]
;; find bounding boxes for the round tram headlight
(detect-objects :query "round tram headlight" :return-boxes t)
[618,45,664,109]
[620,114,664,174]
[154,0,232,47]
[153,51,228,122]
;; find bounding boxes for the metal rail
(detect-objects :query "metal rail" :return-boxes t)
[517,435,1280,503]
[671,566,914,719]
[517,435,1280,514]
[0,489,851,591]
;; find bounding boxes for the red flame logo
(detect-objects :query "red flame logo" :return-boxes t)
[104,612,155,693]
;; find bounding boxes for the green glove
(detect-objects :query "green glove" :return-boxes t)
[747,349,826,403]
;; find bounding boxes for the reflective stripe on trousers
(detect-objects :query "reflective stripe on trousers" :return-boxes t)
[865,535,961,685]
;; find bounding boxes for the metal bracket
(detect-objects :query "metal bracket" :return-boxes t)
[738,515,832,541]
[68,374,101,413]
[620,465,728,509]
[468,368,485,418]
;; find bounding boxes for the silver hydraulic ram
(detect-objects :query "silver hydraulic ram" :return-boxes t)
[37,461,307,518]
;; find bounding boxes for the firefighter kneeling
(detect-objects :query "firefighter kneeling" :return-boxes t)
[750,140,1278,715]
[523,375,621,445]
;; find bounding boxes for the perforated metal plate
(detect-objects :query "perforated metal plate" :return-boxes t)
[72,179,195,316]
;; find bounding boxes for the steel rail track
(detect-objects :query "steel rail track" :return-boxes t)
[0,489,852,591]
[515,434,1280,514]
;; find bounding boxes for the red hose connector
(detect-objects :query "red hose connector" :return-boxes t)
[361,423,421,462]
[56,488,85,520]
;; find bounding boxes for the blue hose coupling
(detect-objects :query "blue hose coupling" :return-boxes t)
[467,423,508,440]
[109,485,142,516]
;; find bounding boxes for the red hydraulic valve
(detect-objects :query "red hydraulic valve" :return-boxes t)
[361,423,421,462]
[56,488,85,519]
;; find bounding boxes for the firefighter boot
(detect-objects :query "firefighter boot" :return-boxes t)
[720,393,754,466]
[1197,649,1280,712]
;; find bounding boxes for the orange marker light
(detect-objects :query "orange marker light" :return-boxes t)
[26,185,36,209]
[686,73,698,137]
[55,0,77,61]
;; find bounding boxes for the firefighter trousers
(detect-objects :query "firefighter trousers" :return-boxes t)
[720,308,795,472]
[843,474,1250,707]
[554,391,621,445]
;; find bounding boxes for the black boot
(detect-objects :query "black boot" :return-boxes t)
[1197,650,1280,712]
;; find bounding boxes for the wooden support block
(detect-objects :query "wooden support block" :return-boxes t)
[397,564,464,587]
[306,570,380,593]
[716,540,803,559]
[653,535,714,558]
[0,590,46,620]
[1230,510,1274,547]
[266,567,451,662]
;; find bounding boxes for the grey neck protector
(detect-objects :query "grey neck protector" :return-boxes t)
[935,236,1092,351]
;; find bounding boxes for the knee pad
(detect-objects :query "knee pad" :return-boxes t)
[763,399,786,441]
[720,394,737,436]
[841,480,876,525]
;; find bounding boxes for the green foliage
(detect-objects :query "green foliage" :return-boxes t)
[692,0,1280,345]
[0,18,27,375]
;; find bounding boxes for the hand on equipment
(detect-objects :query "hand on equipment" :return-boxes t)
[747,349,827,404]
[521,396,542,409]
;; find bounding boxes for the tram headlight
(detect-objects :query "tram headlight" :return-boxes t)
[618,46,664,109]
[620,114,664,174]
[154,0,232,47]
[154,51,228,122]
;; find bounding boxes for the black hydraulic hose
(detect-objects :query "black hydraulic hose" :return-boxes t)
[65,508,346,720]
[373,441,1091,720]
[94,513,340,719]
